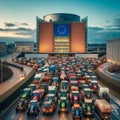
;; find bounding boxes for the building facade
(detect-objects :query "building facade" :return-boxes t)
[36,13,87,54]
[15,41,34,52]
[0,42,7,57]
[107,38,120,65]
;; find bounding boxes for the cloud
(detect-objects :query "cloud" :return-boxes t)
[5,23,16,27]
[0,37,35,43]
[0,27,35,38]
[21,23,28,26]
[4,22,29,27]
[88,15,120,43]
[88,27,104,32]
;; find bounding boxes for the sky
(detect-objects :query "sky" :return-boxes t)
[0,0,120,43]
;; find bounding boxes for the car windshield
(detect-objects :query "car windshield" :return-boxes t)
[73,93,78,96]
[31,101,36,105]
[44,103,50,108]
[61,91,67,95]
[24,90,29,94]
[33,93,39,97]
[49,90,55,94]
[92,83,97,86]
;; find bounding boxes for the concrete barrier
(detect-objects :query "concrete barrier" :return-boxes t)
[0,68,35,113]
[96,69,120,97]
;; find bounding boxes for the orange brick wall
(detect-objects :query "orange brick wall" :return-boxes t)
[39,23,54,52]
[70,22,85,53]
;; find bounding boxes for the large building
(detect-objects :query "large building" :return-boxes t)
[15,41,34,52]
[107,38,120,65]
[36,13,87,55]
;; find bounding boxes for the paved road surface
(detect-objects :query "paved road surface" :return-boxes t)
[1,92,120,120]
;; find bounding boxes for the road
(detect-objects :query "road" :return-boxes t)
[0,91,120,120]
[0,58,120,120]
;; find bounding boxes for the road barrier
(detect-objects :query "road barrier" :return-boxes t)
[96,69,120,97]
[0,67,35,114]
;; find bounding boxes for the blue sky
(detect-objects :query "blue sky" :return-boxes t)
[0,0,120,43]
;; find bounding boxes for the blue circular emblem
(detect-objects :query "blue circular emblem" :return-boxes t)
[58,25,66,34]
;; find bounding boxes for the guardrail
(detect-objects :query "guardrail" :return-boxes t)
[96,69,120,98]
[0,65,35,114]
[3,61,23,71]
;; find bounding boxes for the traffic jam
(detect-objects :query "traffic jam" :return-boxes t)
[13,56,112,120]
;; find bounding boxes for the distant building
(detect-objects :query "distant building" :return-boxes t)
[15,41,34,52]
[36,13,87,55]
[107,38,120,65]
[7,43,15,54]
[0,42,7,57]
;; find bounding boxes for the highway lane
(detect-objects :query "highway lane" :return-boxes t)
[1,93,120,120]
[1,59,120,120]
[0,65,33,99]
[0,66,23,96]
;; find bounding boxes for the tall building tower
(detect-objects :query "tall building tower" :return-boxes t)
[36,13,87,55]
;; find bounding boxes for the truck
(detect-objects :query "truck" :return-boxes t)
[70,91,81,105]
[90,81,98,93]
[33,73,45,83]
[16,98,29,112]
[58,97,69,113]
[52,77,59,87]
[94,99,112,119]
[42,101,56,114]
[82,98,94,117]
[60,80,69,91]
[27,100,40,116]
[21,88,32,99]
[32,89,45,102]
[98,87,110,102]
[72,103,82,119]
[48,86,57,96]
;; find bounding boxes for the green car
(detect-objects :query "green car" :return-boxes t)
[82,99,94,117]
[58,97,69,113]
[21,88,32,99]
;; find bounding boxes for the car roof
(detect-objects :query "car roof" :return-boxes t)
[44,101,51,104]
[47,94,54,97]
[24,88,31,90]
[48,86,56,90]
[72,91,79,93]
[61,97,67,100]
[84,88,91,91]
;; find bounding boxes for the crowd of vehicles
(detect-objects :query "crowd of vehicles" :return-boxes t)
[13,56,112,119]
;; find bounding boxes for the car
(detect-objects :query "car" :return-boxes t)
[45,94,57,104]
[21,88,32,99]
[48,86,57,96]
[58,90,69,98]
[28,84,36,92]
[60,80,69,91]
[40,83,48,93]
[89,81,98,93]
[72,103,82,119]
[32,89,45,102]
[16,98,29,112]
[52,77,59,86]
[70,91,81,105]
[42,101,56,114]
[27,100,40,116]
[58,97,69,113]
[82,98,94,117]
